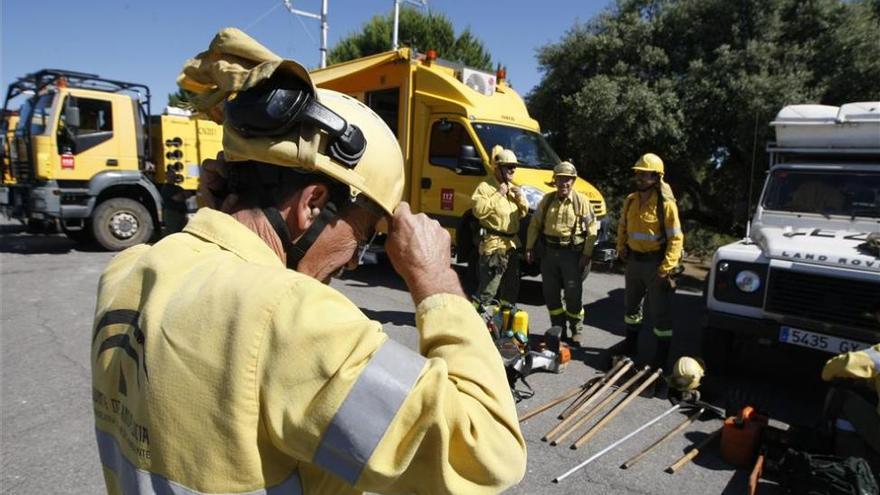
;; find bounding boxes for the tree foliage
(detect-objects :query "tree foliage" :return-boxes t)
[529,0,880,236]
[328,8,493,70]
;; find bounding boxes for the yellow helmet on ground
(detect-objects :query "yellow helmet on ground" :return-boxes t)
[491,146,520,168]
[632,153,665,176]
[179,28,404,216]
[553,161,578,178]
[669,356,705,391]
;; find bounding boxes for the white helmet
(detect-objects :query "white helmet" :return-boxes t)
[669,356,705,391]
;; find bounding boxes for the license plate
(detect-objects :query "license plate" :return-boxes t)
[779,326,870,354]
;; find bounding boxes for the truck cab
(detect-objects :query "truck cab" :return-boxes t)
[1,69,222,250]
[1,69,159,248]
[311,49,612,271]
[704,102,880,372]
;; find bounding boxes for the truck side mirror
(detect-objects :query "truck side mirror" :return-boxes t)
[457,144,484,175]
[65,106,81,130]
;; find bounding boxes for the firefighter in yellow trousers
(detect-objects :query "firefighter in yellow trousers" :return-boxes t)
[613,153,683,375]
[525,162,598,344]
[90,28,525,495]
[471,146,529,309]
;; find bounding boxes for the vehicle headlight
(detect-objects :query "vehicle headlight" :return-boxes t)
[519,185,544,211]
[735,270,761,293]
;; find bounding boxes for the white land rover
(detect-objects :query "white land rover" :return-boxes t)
[704,102,880,371]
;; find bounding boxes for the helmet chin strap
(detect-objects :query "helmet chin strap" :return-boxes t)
[261,202,338,270]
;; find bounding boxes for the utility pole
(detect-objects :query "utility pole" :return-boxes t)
[283,0,329,68]
[392,0,427,50]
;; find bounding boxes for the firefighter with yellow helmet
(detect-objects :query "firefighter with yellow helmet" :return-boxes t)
[470,146,529,309]
[612,153,684,377]
[90,28,526,495]
[525,161,598,344]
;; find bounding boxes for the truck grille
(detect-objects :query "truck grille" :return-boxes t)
[765,268,880,331]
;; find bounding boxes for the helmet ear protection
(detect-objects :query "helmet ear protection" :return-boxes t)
[225,72,367,168]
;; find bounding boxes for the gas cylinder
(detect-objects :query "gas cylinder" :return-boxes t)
[512,310,529,344]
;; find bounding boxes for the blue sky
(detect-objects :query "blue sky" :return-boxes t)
[2,1,610,113]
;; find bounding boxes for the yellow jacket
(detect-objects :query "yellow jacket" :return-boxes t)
[822,344,880,415]
[526,191,598,256]
[471,180,530,255]
[616,187,684,274]
[92,208,526,495]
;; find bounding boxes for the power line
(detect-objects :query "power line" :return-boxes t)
[244,1,284,31]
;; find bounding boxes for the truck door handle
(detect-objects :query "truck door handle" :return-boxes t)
[421,178,432,189]
[106,159,118,167]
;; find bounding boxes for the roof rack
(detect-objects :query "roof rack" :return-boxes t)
[767,144,880,155]
[27,69,150,99]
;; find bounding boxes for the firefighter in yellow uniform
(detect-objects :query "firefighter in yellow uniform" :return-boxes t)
[525,162,598,343]
[90,28,526,495]
[614,153,683,373]
[471,146,529,309]
[822,344,880,456]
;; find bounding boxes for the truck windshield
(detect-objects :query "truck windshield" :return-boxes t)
[763,169,880,218]
[472,123,561,170]
[29,93,55,136]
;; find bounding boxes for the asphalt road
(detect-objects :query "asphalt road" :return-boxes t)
[1,221,827,494]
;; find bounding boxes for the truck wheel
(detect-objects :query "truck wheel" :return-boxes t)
[91,198,154,251]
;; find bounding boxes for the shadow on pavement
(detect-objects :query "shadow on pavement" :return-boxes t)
[339,261,407,291]
[517,278,545,306]
[360,308,415,327]
[0,229,110,254]
[1,229,76,254]
[584,287,625,338]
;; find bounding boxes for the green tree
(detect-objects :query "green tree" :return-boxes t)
[529,0,880,239]
[329,8,493,70]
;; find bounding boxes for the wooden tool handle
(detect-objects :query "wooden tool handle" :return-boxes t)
[519,377,600,422]
[665,428,722,474]
[621,407,704,469]
[542,360,634,441]
[572,368,661,449]
[748,453,765,495]
[551,367,649,445]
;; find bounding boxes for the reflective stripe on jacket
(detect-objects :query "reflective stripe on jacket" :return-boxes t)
[526,191,598,256]
[91,208,526,495]
[616,189,684,274]
[471,181,529,255]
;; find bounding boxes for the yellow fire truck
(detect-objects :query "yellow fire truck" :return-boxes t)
[311,48,613,272]
[0,69,221,250]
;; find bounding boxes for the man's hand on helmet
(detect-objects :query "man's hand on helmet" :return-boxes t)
[386,202,465,305]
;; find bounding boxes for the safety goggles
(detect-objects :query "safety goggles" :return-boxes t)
[225,72,367,168]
